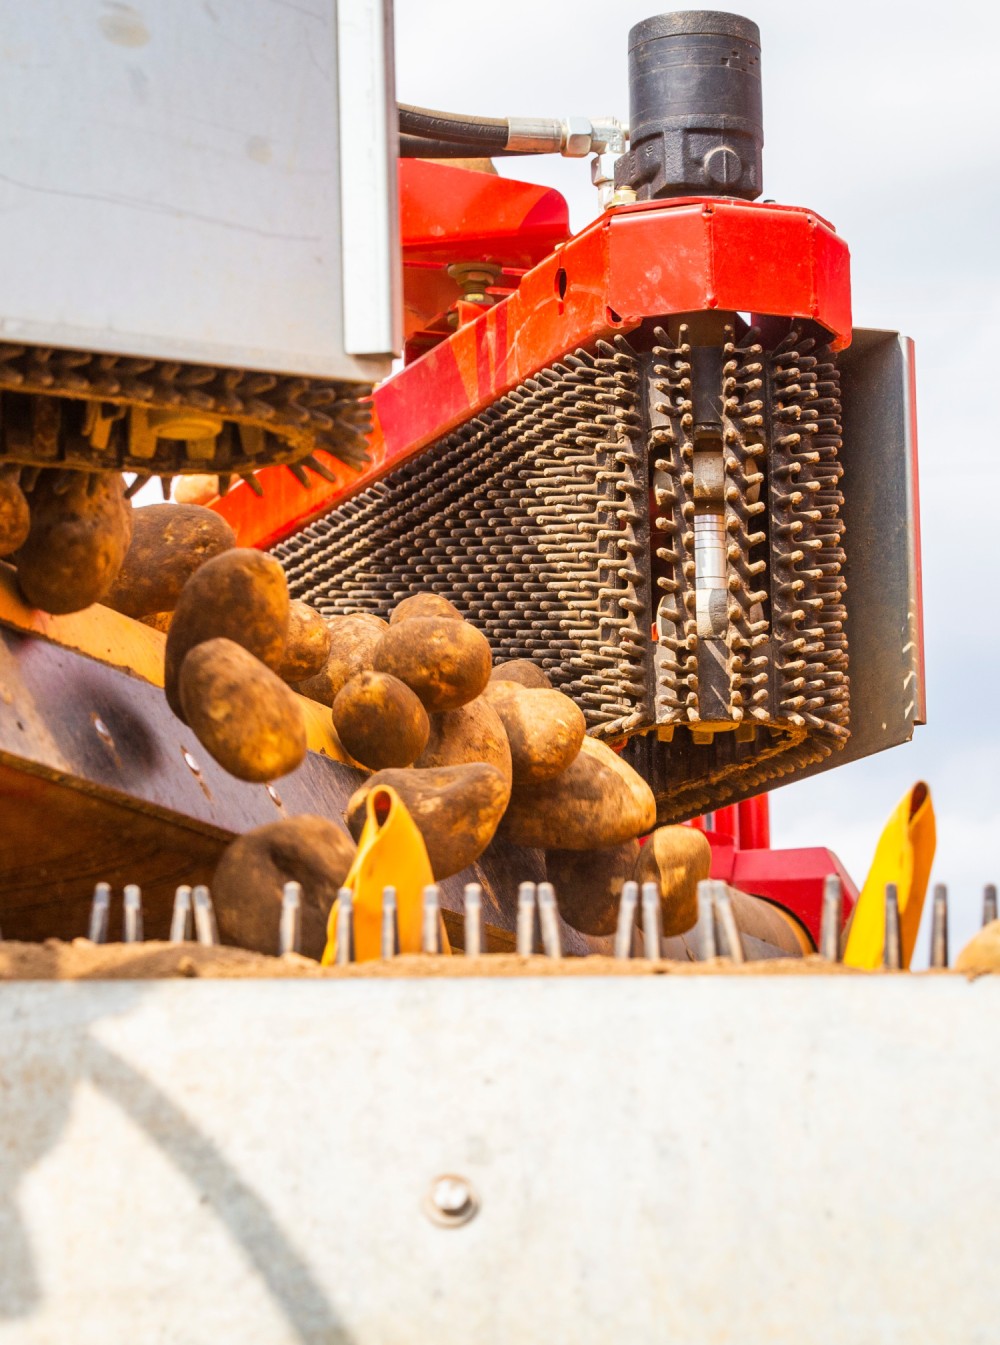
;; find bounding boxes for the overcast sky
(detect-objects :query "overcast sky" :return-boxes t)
[394,0,999,961]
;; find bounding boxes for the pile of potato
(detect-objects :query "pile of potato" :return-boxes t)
[3,482,711,952]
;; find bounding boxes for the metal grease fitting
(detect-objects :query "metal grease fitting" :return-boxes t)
[615,10,763,201]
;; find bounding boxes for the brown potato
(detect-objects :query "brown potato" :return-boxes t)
[0,471,29,557]
[104,503,235,618]
[489,659,552,689]
[346,763,508,879]
[634,826,712,936]
[390,592,463,624]
[179,638,306,782]
[295,613,388,706]
[164,548,289,718]
[332,670,429,770]
[213,815,356,958]
[501,735,656,850]
[278,600,332,682]
[373,615,491,712]
[546,841,642,936]
[415,695,512,789]
[16,470,132,614]
[484,680,585,784]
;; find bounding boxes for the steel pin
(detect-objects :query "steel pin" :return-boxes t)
[819,874,842,962]
[169,886,193,943]
[614,880,638,960]
[930,883,949,969]
[279,881,302,956]
[883,882,902,970]
[641,881,662,959]
[335,887,354,965]
[537,882,562,960]
[696,879,717,960]
[984,884,998,927]
[193,885,219,946]
[421,884,441,955]
[516,881,537,956]
[88,882,111,944]
[463,882,485,957]
[123,884,143,943]
[713,883,744,964]
[381,885,400,959]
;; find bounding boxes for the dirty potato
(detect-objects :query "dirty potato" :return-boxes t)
[546,841,642,936]
[278,600,332,683]
[179,638,306,782]
[415,694,512,789]
[16,470,132,614]
[104,503,235,619]
[484,680,585,784]
[346,763,508,879]
[373,615,491,712]
[489,659,552,689]
[501,735,656,850]
[390,592,463,624]
[634,825,711,936]
[165,548,289,718]
[295,613,388,707]
[212,815,355,959]
[0,471,30,558]
[332,670,430,770]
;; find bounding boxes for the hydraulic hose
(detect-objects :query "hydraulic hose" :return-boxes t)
[398,103,510,152]
[398,134,520,159]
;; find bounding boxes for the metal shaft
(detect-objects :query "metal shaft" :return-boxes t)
[819,874,842,962]
[614,881,639,960]
[169,886,193,943]
[421,884,441,955]
[883,883,902,970]
[381,886,400,959]
[279,881,302,956]
[88,882,111,944]
[984,884,998,927]
[123,884,143,943]
[335,887,354,965]
[537,882,562,960]
[713,883,744,964]
[463,882,485,957]
[516,882,537,956]
[193,885,219,946]
[696,879,717,960]
[641,881,662,959]
[930,884,949,970]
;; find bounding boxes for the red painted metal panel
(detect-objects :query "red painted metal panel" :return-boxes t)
[729,846,858,946]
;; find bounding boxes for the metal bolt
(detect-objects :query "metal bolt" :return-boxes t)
[425,1175,478,1228]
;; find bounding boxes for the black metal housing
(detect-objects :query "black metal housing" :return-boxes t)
[615,10,763,201]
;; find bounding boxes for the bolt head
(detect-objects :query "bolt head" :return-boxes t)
[425,1174,478,1228]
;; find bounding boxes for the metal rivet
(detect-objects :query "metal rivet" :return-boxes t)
[425,1175,478,1228]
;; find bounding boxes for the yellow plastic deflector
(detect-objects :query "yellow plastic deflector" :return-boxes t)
[322,785,450,964]
[844,782,936,969]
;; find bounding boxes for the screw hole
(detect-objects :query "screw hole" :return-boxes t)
[182,749,201,775]
[266,784,283,807]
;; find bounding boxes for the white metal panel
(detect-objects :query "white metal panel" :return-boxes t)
[1,976,998,1342]
[0,0,395,380]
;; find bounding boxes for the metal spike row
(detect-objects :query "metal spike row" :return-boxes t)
[884,883,902,971]
[537,882,563,960]
[695,880,718,960]
[641,881,662,959]
[279,881,303,956]
[929,884,949,970]
[516,881,537,956]
[88,882,111,944]
[123,884,143,943]
[615,880,639,959]
[984,884,998,927]
[193,885,219,947]
[381,886,400,959]
[712,883,745,964]
[170,885,193,943]
[463,882,486,957]
[819,874,842,961]
[335,887,355,965]
[421,884,442,955]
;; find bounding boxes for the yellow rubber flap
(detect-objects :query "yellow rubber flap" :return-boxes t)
[844,782,937,969]
[322,784,450,963]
